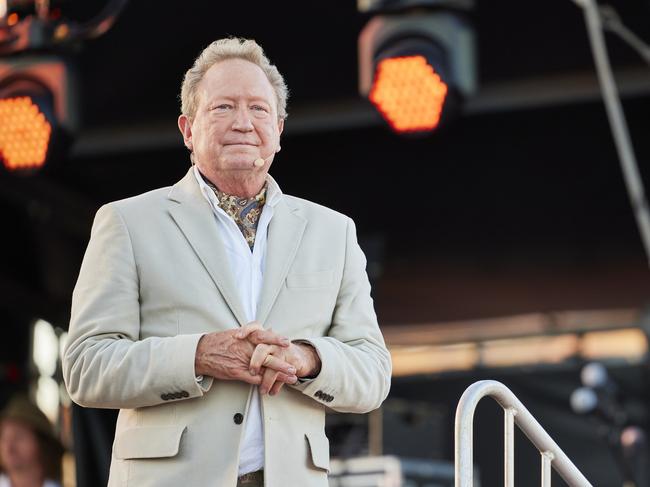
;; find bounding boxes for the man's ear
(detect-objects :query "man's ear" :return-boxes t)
[276,118,284,153]
[178,114,193,151]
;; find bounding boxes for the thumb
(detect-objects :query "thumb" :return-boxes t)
[235,321,263,339]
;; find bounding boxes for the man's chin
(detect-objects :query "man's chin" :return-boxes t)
[217,156,262,171]
[223,161,258,171]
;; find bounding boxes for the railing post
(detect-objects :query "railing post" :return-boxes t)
[455,380,593,487]
[504,407,516,487]
[541,451,554,487]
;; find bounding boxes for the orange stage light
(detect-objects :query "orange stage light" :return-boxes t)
[369,55,448,133]
[7,13,19,27]
[0,96,52,171]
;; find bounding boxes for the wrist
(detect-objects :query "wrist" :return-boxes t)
[295,342,321,378]
[194,334,208,376]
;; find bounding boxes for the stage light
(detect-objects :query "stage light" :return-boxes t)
[0,56,78,174]
[359,10,476,134]
[0,95,52,171]
[370,55,448,132]
[0,1,126,173]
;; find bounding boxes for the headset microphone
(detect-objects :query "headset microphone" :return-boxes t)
[253,147,278,168]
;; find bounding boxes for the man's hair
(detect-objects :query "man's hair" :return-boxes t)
[180,37,289,120]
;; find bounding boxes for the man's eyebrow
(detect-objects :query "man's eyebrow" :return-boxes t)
[207,96,235,103]
[246,96,272,104]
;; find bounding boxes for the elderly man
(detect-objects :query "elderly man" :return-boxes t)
[63,37,391,487]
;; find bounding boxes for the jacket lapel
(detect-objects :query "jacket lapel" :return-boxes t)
[166,168,248,327]
[256,198,306,325]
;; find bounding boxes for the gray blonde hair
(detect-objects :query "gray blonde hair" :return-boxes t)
[180,37,289,120]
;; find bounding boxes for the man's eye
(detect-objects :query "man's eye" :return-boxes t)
[214,104,232,111]
[251,105,268,112]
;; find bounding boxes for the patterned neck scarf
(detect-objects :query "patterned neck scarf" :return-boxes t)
[202,175,267,250]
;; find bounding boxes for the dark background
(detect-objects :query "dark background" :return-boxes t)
[2,0,650,485]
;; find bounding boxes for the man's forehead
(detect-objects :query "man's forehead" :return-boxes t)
[200,59,275,101]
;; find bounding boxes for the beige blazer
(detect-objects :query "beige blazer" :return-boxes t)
[62,168,392,487]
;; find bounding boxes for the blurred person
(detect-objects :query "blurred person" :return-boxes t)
[0,396,63,487]
[62,37,391,487]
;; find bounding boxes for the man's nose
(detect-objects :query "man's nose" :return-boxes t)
[231,107,254,131]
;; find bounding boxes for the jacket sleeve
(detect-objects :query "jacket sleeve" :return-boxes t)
[62,204,212,409]
[291,217,392,413]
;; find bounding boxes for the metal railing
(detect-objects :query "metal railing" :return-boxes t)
[455,380,593,487]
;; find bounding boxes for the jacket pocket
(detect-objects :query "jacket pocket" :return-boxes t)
[287,270,334,289]
[114,425,186,460]
[305,432,330,472]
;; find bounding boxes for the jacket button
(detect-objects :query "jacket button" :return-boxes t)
[233,413,244,425]
[173,392,182,399]
[315,390,323,399]
[161,393,169,401]
[181,391,189,398]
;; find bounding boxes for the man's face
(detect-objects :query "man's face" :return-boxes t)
[180,58,284,176]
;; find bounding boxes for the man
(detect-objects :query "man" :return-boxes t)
[63,37,391,487]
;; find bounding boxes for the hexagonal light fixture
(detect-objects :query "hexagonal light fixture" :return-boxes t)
[0,57,78,174]
[369,55,448,133]
[0,96,52,171]
[358,11,476,135]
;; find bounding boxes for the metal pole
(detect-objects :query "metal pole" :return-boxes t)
[541,451,554,487]
[570,0,650,268]
[505,408,516,487]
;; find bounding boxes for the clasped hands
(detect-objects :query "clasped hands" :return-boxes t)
[195,322,321,396]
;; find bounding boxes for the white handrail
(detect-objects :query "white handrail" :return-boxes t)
[455,380,593,487]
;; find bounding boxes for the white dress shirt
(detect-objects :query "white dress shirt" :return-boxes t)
[193,165,282,476]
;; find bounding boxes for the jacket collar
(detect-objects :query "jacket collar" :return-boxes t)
[167,167,306,327]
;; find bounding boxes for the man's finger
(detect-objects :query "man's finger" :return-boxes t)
[259,369,279,395]
[249,344,272,376]
[260,354,296,376]
[273,372,297,385]
[234,370,263,386]
[266,372,298,396]
[250,345,296,377]
[250,372,297,395]
[234,322,264,339]
[246,329,290,347]
[269,379,285,396]
[249,345,295,376]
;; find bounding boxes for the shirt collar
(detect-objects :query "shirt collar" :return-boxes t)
[192,165,283,209]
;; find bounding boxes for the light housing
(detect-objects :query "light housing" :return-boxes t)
[0,56,78,174]
[359,11,476,134]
